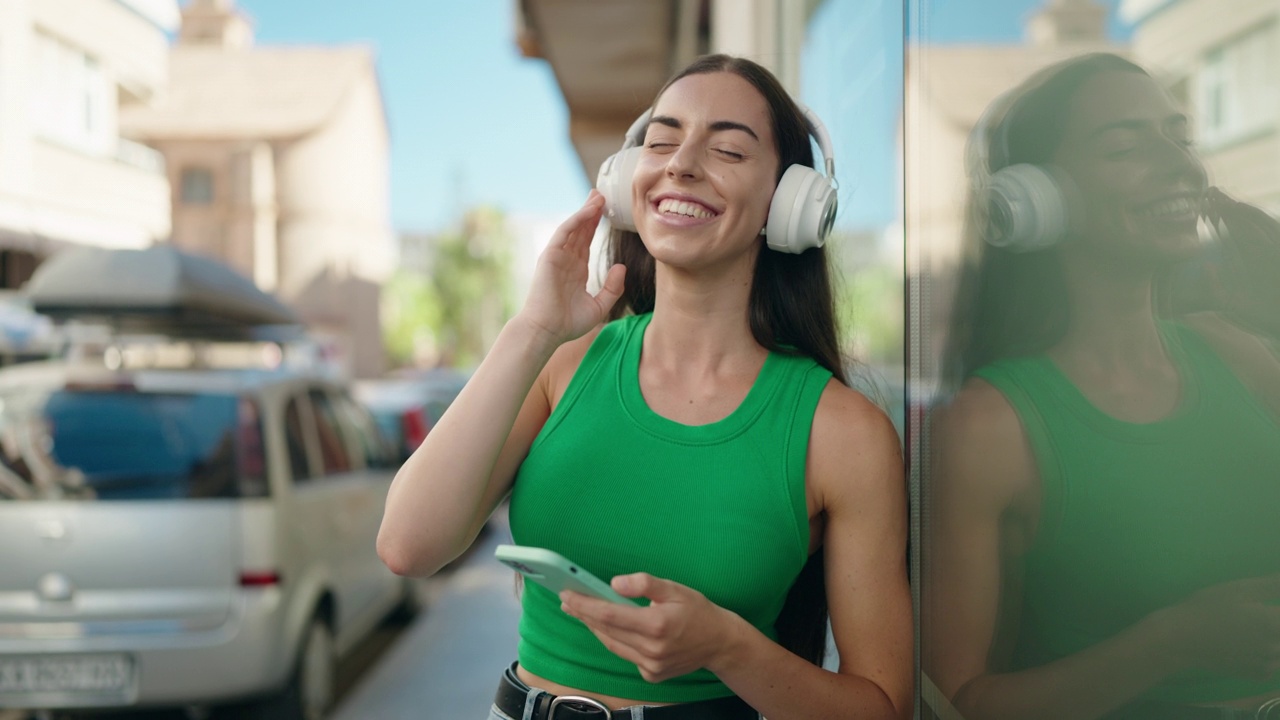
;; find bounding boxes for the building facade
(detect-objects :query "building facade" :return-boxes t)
[121,0,396,378]
[0,0,176,289]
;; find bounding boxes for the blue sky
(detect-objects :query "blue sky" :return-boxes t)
[232,0,1130,235]
[235,0,582,235]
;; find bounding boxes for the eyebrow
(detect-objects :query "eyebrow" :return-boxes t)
[649,115,760,142]
[1088,113,1188,138]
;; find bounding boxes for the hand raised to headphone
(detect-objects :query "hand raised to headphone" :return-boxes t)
[515,190,627,347]
[1202,187,1280,341]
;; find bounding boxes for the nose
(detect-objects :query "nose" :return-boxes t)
[1150,133,1207,189]
[665,142,703,181]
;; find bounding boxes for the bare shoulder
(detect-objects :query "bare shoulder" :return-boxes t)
[542,323,608,408]
[808,380,903,510]
[931,378,1036,511]
[935,377,1025,443]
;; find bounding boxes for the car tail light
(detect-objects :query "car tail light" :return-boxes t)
[401,407,431,452]
[239,570,282,587]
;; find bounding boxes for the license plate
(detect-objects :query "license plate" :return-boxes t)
[0,654,133,695]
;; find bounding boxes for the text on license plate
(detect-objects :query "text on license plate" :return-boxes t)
[0,655,133,694]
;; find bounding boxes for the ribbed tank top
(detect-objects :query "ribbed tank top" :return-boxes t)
[508,312,832,701]
[974,321,1280,704]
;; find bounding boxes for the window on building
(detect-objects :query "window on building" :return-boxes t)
[180,168,215,204]
[28,32,110,154]
[1196,23,1278,147]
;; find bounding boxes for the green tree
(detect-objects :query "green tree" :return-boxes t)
[381,270,442,367]
[383,207,516,369]
[837,263,904,365]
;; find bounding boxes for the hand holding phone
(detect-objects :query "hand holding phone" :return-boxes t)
[495,544,639,606]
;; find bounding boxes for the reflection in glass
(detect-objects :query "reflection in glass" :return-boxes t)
[916,28,1280,720]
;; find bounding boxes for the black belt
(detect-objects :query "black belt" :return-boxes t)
[494,663,758,720]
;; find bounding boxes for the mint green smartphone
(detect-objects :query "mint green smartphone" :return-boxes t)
[495,544,638,606]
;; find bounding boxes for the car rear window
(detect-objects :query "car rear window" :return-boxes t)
[0,389,266,501]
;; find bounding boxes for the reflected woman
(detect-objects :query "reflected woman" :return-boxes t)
[925,53,1280,720]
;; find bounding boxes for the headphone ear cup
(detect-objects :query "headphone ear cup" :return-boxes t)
[985,163,1069,252]
[766,165,838,254]
[595,146,643,232]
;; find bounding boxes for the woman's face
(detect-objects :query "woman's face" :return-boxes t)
[630,71,781,270]
[1052,70,1209,266]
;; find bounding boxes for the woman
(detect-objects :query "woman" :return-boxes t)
[377,54,912,720]
[925,53,1280,720]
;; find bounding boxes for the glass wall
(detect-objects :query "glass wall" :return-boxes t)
[908,1,1280,718]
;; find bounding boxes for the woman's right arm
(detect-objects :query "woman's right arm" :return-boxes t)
[376,191,626,578]
[926,381,1280,720]
[927,381,1181,720]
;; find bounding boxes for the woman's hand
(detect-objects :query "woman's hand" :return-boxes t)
[1200,188,1280,340]
[515,190,627,347]
[560,573,745,683]
[1154,573,1280,681]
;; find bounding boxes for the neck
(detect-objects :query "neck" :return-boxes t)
[1052,251,1169,373]
[643,252,764,376]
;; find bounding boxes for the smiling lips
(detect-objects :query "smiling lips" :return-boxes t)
[1132,194,1202,221]
[654,196,720,222]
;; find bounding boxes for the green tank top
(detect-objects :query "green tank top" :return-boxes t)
[508,312,832,701]
[975,321,1280,704]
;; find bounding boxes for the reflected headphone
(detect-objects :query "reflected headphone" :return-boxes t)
[969,91,1072,253]
[595,104,839,254]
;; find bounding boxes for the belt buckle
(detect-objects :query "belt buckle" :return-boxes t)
[1256,698,1280,720]
[549,695,612,720]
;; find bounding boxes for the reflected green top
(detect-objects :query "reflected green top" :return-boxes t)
[509,312,831,701]
[976,321,1280,704]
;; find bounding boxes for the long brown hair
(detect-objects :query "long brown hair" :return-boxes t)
[944,53,1150,387]
[605,54,845,666]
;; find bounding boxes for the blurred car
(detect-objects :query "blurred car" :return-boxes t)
[0,355,413,719]
[354,368,468,461]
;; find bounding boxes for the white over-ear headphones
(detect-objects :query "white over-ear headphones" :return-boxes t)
[969,90,1072,253]
[595,103,839,254]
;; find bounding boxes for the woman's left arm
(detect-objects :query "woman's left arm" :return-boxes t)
[561,383,914,720]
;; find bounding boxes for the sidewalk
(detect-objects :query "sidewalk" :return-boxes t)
[329,510,520,720]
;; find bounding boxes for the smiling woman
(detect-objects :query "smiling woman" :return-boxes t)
[377,54,913,720]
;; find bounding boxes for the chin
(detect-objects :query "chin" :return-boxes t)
[1131,230,1205,267]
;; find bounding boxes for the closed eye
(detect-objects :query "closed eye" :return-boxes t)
[716,149,745,160]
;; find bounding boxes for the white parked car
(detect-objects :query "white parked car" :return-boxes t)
[0,357,413,719]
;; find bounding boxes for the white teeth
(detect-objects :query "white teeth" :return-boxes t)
[1140,197,1197,218]
[657,198,715,219]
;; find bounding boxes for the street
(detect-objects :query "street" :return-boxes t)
[329,510,520,720]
